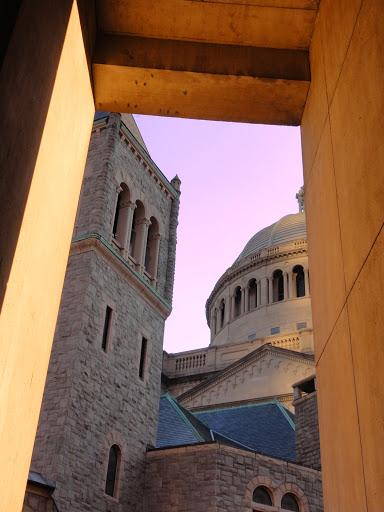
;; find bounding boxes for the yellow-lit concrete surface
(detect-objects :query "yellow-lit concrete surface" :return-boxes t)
[302,0,384,508]
[0,1,95,509]
[316,308,367,511]
[1,0,384,509]
[93,0,317,125]
[96,0,320,49]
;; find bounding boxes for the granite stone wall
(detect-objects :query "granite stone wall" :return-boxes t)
[31,251,165,511]
[30,114,178,512]
[23,491,54,512]
[294,393,321,470]
[73,113,176,299]
[144,443,323,512]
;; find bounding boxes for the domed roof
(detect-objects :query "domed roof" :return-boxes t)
[234,213,306,263]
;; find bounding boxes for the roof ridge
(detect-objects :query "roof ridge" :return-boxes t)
[274,398,295,431]
[211,429,256,452]
[164,393,205,442]
[194,399,277,415]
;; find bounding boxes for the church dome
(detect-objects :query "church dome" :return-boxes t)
[234,212,306,263]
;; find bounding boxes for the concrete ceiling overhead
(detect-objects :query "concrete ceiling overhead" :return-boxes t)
[93,0,320,124]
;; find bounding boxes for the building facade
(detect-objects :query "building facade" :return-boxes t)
[163,211,315,411]
[25,112,180,512]
[24,114,322,512]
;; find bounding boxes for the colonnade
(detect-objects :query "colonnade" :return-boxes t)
[211,267,310,334]
[113,186,161,286]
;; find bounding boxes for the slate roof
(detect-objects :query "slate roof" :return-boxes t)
[156,393,212,448]
[156,393,296,462]
[195,400,296,461]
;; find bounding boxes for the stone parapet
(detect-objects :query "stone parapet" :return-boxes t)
[163,330,312,379]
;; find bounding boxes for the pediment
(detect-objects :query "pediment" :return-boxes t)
[178,345,314,410]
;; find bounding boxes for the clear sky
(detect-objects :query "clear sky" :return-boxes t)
[133,115,304,354]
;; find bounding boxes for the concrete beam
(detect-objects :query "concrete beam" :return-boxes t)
[96,0,320,50]
[93,35,310,125]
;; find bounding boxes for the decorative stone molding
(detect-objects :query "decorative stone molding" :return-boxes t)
[206,240,308,326]
[245,475,278,503]
[274,482,311,512]
[178,345,314,405]
[70,233,171,319]
[118,122,178,199]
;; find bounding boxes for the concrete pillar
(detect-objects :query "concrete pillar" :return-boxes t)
[304,269,310,297]
[288,271,294,299]
[260,277,268,305]
[244,286,249,312]
[301,2,384,509]
[268,278,273,304]
[241,287,246,314]
[231,294,236,319]
[0,1,95,508]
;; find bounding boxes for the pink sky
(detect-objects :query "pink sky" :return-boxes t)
[133,115,303,354]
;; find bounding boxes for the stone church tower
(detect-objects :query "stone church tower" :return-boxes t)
[25,113,180,512]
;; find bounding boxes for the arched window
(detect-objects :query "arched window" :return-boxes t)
[234,287,242,318]
[272,269,284,302]
[220,299,225,329]
[105,444,120,497]
[252,486,273,506]
[145,216,160,279]
[113,183,130,247]
[248,279,257,310]
[281,493,300,511]
[213,309,217,335]
[129,200,145,261]
[293,265,305,298]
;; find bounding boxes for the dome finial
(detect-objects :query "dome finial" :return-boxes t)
[296,186,305,213]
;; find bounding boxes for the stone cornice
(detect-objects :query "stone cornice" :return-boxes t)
[70,233,172,319]
[205,240,308,326]
[178,345,314,405]
[92,116,178,199]
[188,393,294,412]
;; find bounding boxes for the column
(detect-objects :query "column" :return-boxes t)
[241,287,246,314]
[118,199,136,257]
[148,233,162,286]
[257,280,261,307]
[0,1,95,508]
[268,278,273,304]
[231,293,235,320]
[134,218,151,273]
[283,272,287,300]
[244,286,249,313]
[260,277,268,305]
[304,269,310,296]
[288,271,294,299]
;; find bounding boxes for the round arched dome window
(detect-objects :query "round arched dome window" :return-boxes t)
[252,486,272,506]
[281,492,300,511]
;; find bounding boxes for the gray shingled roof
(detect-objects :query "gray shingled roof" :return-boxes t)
[156,394,296,461]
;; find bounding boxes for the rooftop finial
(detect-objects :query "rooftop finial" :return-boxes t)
[296,186,305,213]
[171,174,181,193]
